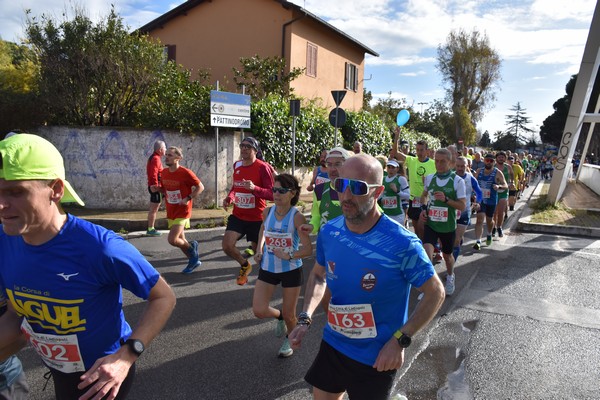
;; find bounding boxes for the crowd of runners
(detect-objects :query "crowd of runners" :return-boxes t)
[1,131,550,400]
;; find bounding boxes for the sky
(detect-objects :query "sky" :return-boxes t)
[0,0,597,141]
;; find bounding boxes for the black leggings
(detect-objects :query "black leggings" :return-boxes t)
[50,363,136,400]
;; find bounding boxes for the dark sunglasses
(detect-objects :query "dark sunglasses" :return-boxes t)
[272,187,293,194]
[239,144,254,150]
[332,178,380,196]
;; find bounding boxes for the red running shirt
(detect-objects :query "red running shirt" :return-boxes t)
[161,166,201,219]
[226,159,274,222]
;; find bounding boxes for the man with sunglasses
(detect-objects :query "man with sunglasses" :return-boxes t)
[290,154,445,400]
[472,153,508,250]
[419,148,466,296]
[223,137,274,285]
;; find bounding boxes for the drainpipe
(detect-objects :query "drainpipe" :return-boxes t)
[281,11,307,60]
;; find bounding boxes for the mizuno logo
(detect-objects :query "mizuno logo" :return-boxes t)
[57,273,79,281]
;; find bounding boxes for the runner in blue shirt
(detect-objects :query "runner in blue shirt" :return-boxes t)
[0,134,176,400]
[289,154,445,400]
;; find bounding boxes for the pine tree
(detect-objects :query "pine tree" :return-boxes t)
[503,102,534,151]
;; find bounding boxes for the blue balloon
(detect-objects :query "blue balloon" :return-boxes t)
[396,109,410,126]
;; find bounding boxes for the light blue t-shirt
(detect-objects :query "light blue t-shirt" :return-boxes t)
[260,206,302,273]
[316,214,435,366]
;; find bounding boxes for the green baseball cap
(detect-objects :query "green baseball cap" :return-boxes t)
[0,134,85,206]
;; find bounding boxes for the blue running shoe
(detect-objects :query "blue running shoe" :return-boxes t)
[188,241,199,265]
[182,260,202,274]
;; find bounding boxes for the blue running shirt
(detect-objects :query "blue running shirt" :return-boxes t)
[0,215,160,372]
[316,214,435,366]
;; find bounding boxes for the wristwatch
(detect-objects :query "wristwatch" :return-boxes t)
[288,252,295,260]
[125,338,145,357]
[393,330,412,348]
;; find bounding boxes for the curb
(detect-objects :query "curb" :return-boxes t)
[516,180,600,238]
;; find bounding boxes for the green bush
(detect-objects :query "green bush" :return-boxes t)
[250,95,335,168]
[130,63,212,133]
[341,110,390,156]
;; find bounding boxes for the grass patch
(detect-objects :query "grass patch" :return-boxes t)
[529,194,576,224]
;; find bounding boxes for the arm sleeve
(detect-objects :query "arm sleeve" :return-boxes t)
[398,176,411,200]
[253,164,275,201]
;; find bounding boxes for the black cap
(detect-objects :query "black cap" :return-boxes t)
[484,153,495,159]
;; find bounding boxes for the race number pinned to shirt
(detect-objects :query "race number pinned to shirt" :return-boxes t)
[411,198,421,208]
[381,196,398,209]
[315,176,330,186]
[166,189,183,204]
[234,192,256,209]
[21,319,85,373]
[264,231,293,253]
[482,188,491,199]
[428,206,448,222]
[327,303,377,339]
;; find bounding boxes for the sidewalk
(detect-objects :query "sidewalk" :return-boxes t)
[63,193,315,236]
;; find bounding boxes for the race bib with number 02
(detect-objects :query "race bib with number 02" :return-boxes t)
[21,319,85,373]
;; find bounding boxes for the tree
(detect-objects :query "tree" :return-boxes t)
[502,102,534,151]
[0,39,43,133]
[231,55,304,99]
[478,130,492,147]
[540,72,600,161]
[437,29,502,144]
[25,6,166,126]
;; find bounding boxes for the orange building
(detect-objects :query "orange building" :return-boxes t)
[138,0,378,111]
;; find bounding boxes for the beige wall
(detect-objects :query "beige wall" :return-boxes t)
[288,17,365,111]
[146,0,365,110]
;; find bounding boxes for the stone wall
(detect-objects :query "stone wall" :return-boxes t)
[36,127,313,210]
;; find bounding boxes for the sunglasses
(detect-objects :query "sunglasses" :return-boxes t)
[272,187,293,194]
[332,178,380,196]
[239,144,254,150]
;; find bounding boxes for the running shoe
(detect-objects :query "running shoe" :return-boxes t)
[182,260,202,274]
[486,235,492,246]
[278,338,293,358]
[188,241,199,265]
[236,262,252,285]
[491,227,496,237]
[243,247,255,258]
[472,242,481,250]
[145,228,162,237]
[433,252,443,264]
[445,274,455,296]
[497,227,504,238]
[275,319,286,338]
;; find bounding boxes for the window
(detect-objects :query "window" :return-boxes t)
[163,45,176,62]
[306,43,317,77]
[344,62,358,92]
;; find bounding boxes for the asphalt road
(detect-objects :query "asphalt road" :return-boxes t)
[18,185,600,399]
